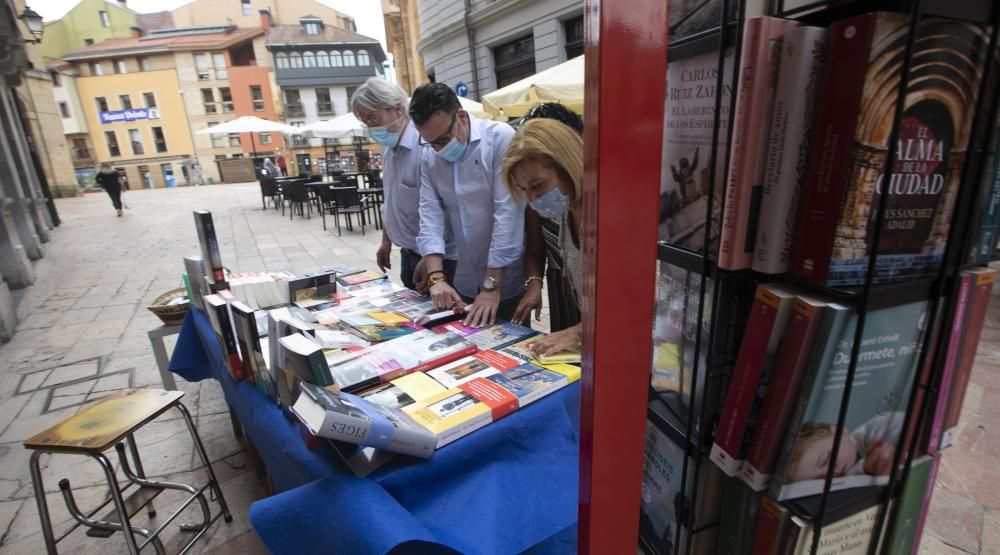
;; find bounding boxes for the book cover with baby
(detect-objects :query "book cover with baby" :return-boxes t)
[769,298,931,501]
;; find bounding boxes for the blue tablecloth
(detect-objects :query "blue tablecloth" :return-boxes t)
[168,308,580,554]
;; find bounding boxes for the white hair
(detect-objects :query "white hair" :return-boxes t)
[351,78,409,114]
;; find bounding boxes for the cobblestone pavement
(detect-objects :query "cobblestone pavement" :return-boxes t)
[0,182,992,554]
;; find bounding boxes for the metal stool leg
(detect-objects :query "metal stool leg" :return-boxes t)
[92,452,141,555]
[175,402,233,522]
[125,435,156,518]
[29,450,58,555]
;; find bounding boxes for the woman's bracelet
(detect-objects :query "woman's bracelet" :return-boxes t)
[523,276,543,290]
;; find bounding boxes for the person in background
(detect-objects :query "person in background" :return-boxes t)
[275,151,288,176]
[351,78,457,290]
[95,162,125,217]
[409,83,524,327]
[502,118,583,356]
[262,157,279,178]
[515,103,584,334]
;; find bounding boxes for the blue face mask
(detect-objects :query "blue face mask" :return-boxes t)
[529,187,571,219]
[436,136,467,162]
[367,116,403,148]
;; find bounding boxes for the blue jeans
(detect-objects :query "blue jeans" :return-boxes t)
[399,248,456,290]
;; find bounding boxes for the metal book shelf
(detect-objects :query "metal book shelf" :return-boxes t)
[576,0,1000,553]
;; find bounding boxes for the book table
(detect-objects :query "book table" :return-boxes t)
[168,307,581,554]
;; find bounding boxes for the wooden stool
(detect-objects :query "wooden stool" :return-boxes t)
[24,389,232,554]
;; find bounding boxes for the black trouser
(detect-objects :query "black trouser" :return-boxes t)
[399,248,457,290]
[103,185,122,211]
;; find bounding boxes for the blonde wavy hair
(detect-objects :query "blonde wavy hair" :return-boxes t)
[502,118,583,203]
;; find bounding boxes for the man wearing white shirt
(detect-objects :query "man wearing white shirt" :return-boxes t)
[351,78,456,289]
[409,83,525,327]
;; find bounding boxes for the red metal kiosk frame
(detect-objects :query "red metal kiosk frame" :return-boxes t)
[577,0,669,552]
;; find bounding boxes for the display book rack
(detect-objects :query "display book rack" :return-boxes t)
[637,0,1000,554]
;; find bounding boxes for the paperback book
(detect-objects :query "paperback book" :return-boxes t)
[433,321,539,351]
[769,298,932,501]
[426,349,521,389]
[356,372,448,410]
[203,294,243,381]
[193,210,225,286]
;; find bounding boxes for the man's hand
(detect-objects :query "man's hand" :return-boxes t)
[512,283,543,325]
[526,324,582,357]
[376,240,392,273]
[413,257,429,293]
[430,281,464,311]
[464,289,500,327]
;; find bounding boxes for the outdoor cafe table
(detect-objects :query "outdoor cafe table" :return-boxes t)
[167,307,580,554]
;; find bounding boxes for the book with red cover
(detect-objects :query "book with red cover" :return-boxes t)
[940,268,996,448]
[718,16,800,270]
[923,272,973,453]
[711,283,797,477]
[750,496,789,555]
[203,293,244,381]
[789,13,988,286]
[741,295,838,491]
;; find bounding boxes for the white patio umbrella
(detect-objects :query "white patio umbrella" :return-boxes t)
[482,55,585,117]
[458,97,492,120]
[196,116,301,165]
[302,113,367,139]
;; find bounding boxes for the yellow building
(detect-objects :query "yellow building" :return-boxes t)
[68,47,195,189]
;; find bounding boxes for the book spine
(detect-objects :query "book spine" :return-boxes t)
[719,17,763,269]
[312,405,372,445]
[754,27,828,274]
[788,15,875,284]
[308,350,334,387]
[194,211,225,284]
[941,269,996,447]
[925,273,972,452]
[751,496,787,555]
[387,423,437,459]
[911,453,941,555]
[767,306,851,498]
[712,286,784,476]
[742,299,824,491]
[972,145,1000,262]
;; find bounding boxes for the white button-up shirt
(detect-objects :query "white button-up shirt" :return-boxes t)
[381,120,425,252]
[417,114,525,300]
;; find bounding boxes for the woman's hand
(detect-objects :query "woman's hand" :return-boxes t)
[512,283,543,325]
[527,324,582,357]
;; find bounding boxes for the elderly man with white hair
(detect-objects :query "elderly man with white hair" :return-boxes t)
[351,78,455,289]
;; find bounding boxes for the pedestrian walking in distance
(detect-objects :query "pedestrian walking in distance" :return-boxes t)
[96,162,124,217]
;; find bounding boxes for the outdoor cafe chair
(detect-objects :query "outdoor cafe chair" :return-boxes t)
[285,181,312,221]
[329,187,366,236]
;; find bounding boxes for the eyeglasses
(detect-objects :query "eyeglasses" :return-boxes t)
[358,110,387,128]
[418,112,458,149]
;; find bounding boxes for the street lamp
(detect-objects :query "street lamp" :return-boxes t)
[20,7,44,42]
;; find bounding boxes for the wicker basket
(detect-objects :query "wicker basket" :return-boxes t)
[147,287,190,326]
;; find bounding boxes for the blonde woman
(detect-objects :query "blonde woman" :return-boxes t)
[502,118,583,356]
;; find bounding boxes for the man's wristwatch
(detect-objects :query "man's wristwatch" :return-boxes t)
[481,276,498,292]
[427,272,448,287]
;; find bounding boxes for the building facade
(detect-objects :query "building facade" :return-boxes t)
[63,24,288,186]
[171,0,355,31]
[40,0,138,62]
[266,14,386,175]
[383,0,426,94]
[48,61,97,187]
[416,0,583,99]
[0,0,58,341]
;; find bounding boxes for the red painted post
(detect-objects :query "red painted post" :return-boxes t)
[577,0,669,553]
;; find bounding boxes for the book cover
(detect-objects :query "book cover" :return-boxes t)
[660,33,734,252]
[911,453,941,555]
[193,210,225,285]
[469,322,540,351]
[338,270,387,286]
[719,16,800,270]
[183,256,208,310]
[886,455,935,555]
[293,383,437,458]
[404,387,492,448]
[280,333,333,386]
[203,294,243,381]
[535,346,581,365]
[967,108,1000,264]
[711,283,797,477]
[925,272,973,453]
[288,271,337,308]
[790,14,989,286]
[668,0,737,44]
[640,415,723,555]
[750,496,790,555]
[742,297,844,491]
[715,476,762,555]
[787,502,882,555]
[753,26,828,274]
[350,322,420,343]
[358,372,448,410]
[770,299,932,501]
[230,301,270,396]
[485,363,568,406]
[940,268,996,447]
[427,350,520,389]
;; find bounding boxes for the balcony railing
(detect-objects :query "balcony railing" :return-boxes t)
[317,103,334,115]
[286,104,304,117]
[71,148,92,161]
